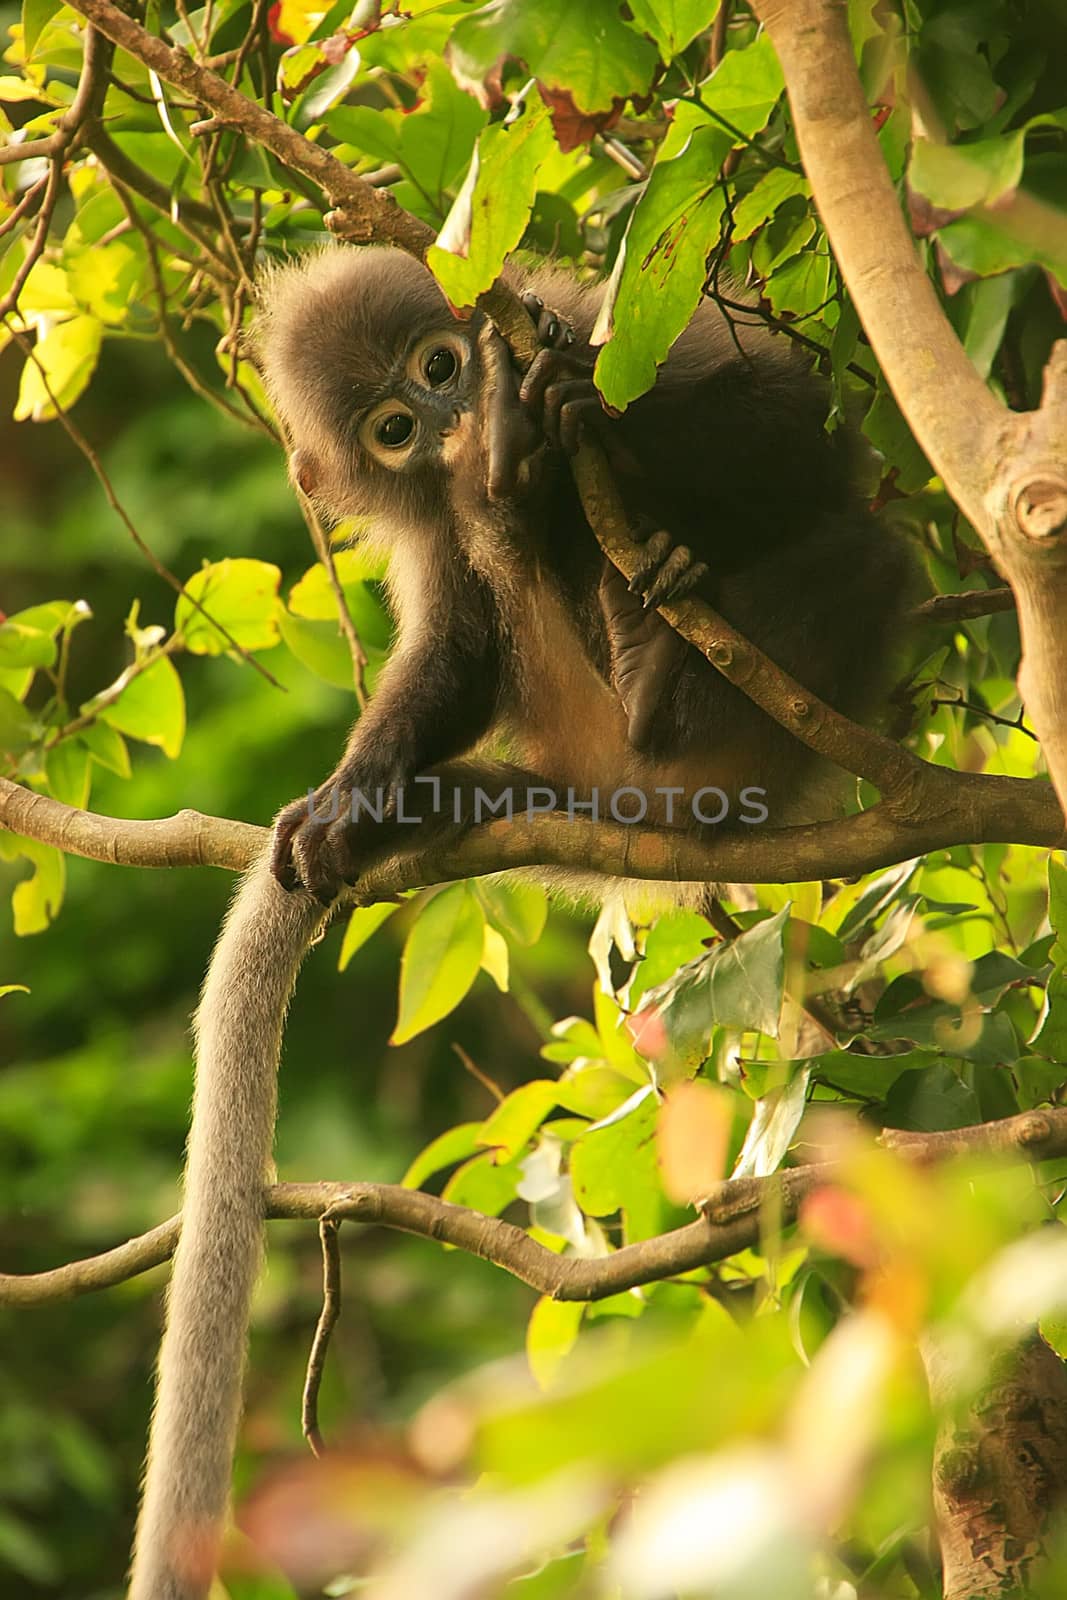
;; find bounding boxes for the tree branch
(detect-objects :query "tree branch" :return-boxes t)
[60,0,539,359]
[5,1109,1067,1309]
[749,0,1067,822]
[747,0,1001,532]
[1,770,1061,897]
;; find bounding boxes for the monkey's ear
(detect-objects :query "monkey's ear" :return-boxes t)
[289,449,320,497]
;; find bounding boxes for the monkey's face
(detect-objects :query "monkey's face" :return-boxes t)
[254,248,541,537]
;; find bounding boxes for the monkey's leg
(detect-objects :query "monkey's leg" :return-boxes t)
[598,513,711,751]
[599,564,686,753]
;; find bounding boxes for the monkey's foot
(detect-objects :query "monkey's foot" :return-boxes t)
[627,528,709,610]
[271,770,407,901]
[518,296,606,456]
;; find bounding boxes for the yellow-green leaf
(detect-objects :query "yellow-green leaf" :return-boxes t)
[15,314,102,420]
[338,901,398,971]
[175,558,282,655]
[526,1296,585,1389]
[98,656,185,758]
[392,883,486,1044]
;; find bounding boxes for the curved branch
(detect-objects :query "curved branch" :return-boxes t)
[5,1108,1067,1309]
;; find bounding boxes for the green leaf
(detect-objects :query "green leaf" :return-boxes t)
[936,158,1067,291]
[324,104,403,165]
[555,1065,639,1120]
[398,59,487,210]
[1029,968,1067,1062]
[15,314,102,420]
[595,37,783,410]
[448,0,658,115]
[883,1061,981,1132]
[44,739,91,807]
[278,609,366,691]
[295,45,362,127]
[428,95,555,309]
[635,906,790,1070]
[338,901,398,971]
[22,0,62,56]
[526,1296,585,1388]
[442,1147,525,1215]
[862,380,934,493]
[731,167,811,240]
[626,0,720,59]
[0,686,36,756]
[403,1121,486,1188]
[1047,857,1067,957]
[732,1067,810,1179]
[3,837,65,934]
[392,883,486,1044]
[66,238,146,326]
[77,720,131,779]
[0,619,55,670]
[910,132,1025,212]
[593,123,730,410]
[628,911,712,1008]
[479,1080,560,1160]
[477,878,549,945]
[570,1086,657,1217]
[175,558,281,655]
[98,657,186,759]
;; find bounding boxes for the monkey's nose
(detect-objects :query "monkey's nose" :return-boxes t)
[440,408,462,438]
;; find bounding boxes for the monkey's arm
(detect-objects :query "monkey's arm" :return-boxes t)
[273,566,500,900]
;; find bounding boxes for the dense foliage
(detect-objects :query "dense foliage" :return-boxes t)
[2,0,1067,1595]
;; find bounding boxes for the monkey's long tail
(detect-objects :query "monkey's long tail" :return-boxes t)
[128,850,328,1600]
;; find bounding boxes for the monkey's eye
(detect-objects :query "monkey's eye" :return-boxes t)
[424,347,458,387]
[376,412,414,448]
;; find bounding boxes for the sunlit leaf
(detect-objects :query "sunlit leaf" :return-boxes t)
[98,657,186,759]
[15,314,103,420]
[527,1296,585,1389]
[392,883,486,1043]
[175,558,282,655]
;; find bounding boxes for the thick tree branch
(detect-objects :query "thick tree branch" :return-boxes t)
[749,0,1067,820]
[748,0,1001,530]
[1,772,1061,896]
[5,1109,1067,1309]
[925,1335,1067,1598]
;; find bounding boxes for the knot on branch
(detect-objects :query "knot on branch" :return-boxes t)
[708,641,735,670]
[935,1441,985,1500]
[1015,1110,1053,1149]
[1011,474,1067,544]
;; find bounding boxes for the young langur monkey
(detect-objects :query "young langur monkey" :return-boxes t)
[128,246,911,1597]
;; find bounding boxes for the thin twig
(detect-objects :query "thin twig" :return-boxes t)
[301,1216,343,1458]
[301,502,370,707]
[911,587,1016,624]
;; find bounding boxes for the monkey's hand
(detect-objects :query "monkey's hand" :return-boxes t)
[626,525,709,610]
[519,294,606,457]
[271,755,413,902]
